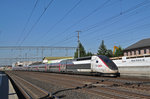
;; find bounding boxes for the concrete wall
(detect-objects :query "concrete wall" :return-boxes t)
[113,56,150,77]
[118,66,150,77]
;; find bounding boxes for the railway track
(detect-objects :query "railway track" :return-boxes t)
[7,72,58,99]
[6,71,150,99]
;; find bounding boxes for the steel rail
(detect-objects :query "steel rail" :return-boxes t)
[7,74,32,99]
[13,78,32,99]
[8,73,59,99]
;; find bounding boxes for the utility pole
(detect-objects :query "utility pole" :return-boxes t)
[76,31,81,58]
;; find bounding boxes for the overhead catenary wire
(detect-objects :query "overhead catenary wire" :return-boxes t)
[49,0,150,47]
[16,0,39,45]
[85,22,150,49]
[85,4,150,43]
[81,6,150,40]
[80,0,150,38]
[103,23,150,41]
[49,35,76,46]
[82,3,149,34]
[18,0,54,46]
[83,16,150,47]
[81,0,150,33]
[107,28,150,48]
[38,0,82,42]
[123,32,150,47]
[47,0,111,43]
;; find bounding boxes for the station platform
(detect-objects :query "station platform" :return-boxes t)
[0,71,18,99]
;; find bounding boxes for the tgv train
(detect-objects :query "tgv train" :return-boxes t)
[13,55,120,76]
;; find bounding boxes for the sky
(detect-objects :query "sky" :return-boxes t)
[0,0,150,54]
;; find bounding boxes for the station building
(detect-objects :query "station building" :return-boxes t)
[124,38,150,56]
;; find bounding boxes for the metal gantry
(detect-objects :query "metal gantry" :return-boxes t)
[0,46,76,66]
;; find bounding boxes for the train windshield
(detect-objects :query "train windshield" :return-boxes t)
[98,55,118,70]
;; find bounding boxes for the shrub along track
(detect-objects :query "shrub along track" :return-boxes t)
[6,71,150,99]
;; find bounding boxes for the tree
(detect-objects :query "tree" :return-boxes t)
[74,42,86,58]
[86,51,93,56]
[105,50,113,57]
[97,40,107,55]
[97,40,113,57]
[114,46,123,57]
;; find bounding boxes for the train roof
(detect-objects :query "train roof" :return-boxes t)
[75,56,92,61]
[43,56,73,60]
[59,56,92,62]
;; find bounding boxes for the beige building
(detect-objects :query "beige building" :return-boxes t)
[124,38,150,56]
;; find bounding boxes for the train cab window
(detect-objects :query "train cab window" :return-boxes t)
[96,60,98,63]
[98,55,118,70]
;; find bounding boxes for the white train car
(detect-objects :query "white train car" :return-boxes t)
[13,55,120,76]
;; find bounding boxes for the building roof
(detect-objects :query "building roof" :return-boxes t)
[43,57,73,61]
[124,38,150,51]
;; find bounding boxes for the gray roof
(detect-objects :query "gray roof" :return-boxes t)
[124,38,150,51]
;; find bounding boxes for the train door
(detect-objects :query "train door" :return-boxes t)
[60,61,66,72]
[91,56,97,72]
[45,64,47,72]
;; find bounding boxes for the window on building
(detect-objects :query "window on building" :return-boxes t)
[130,51,132,55]
[134,51,136,55]
[144,49,146,54]
[138,50,141,55]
